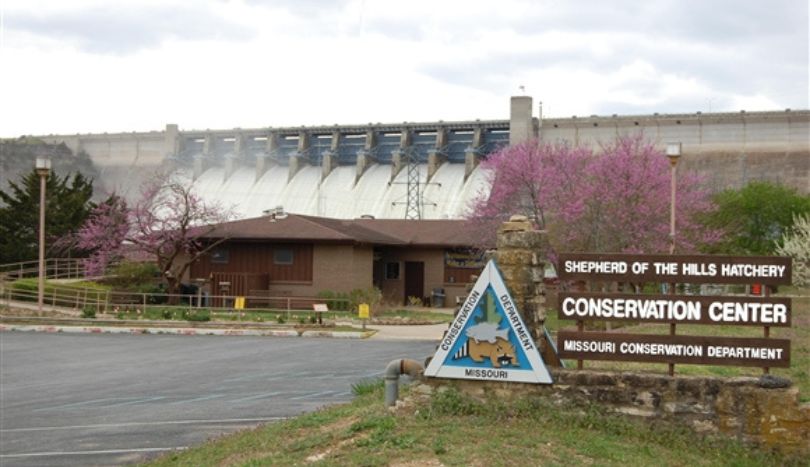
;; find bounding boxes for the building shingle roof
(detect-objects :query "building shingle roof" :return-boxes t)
[202,213,483,247]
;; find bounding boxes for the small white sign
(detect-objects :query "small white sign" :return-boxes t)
[424,260,553,384]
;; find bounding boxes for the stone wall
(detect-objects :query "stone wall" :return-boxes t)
[430,217,810,453]
[419,370,810,453]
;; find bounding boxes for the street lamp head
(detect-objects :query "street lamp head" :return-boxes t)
[665,142,682,166]
[35,157,52,176]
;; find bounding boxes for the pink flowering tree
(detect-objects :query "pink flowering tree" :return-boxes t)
[77,174,233,300]
[467,135,720,254]
[76,195,130,276]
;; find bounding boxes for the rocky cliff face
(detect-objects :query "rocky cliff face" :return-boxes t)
[0,138,100,200]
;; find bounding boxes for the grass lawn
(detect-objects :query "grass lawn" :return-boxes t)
[144,382,801,467]
[111,306,352,324]
[374,308,455,323]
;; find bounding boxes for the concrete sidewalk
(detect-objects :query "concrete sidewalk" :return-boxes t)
[366,323,447,341]
[1,300,448,341]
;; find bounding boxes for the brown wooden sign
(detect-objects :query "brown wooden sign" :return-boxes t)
[558,292,792,327]
[557,253,792,285]
[558,331,791,368]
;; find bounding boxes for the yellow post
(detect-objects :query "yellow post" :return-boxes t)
[359,303,370,330]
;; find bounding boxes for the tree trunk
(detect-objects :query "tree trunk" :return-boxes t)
[166,276,181,305]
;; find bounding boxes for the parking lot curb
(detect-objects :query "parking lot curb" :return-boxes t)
[0,323,375,339]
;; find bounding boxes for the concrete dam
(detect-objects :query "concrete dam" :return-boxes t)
[39,97,809,220]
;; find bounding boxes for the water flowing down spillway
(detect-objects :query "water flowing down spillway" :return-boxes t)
[186,162,490,219]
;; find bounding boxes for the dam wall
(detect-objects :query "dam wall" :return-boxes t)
[35,97,809,219]
[540,110,809,193]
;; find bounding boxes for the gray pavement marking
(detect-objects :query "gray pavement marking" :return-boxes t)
[290,390,338,400]
[97,396,167,408]
[164,394,224,405]
[229,392,284,403]
[0,447,186,459]
[0,417,287,433]
[31,397,133,412]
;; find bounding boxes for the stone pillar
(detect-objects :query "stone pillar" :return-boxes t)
[392,129,411,180]
[288,153,307,182]
[256,132,278,182]
[321,150,336,180]
[164,123,179,158]
[265,131,279,156]
[464,127,484,181]
[193,154,207,180]
[289,131,310,182]
[464,149,478,181]
[355,149,376,185]
[233,133,246,158]
[193,133,215,180]
[427,151,446,181]
[330,130,341,153]
[223,153,238,182]
[391,150,404,180]
[321,130,341,180]
[255,153,272,182]
[297,130,310,154]
[510,96,537,145]
[495,215,560,366]
[203,133,215,157]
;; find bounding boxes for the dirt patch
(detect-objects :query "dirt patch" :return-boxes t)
[389,459,445,467]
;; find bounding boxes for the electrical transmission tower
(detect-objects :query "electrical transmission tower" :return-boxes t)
[391,147,439,220]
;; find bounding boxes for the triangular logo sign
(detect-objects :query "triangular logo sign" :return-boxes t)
[425,260,553,384]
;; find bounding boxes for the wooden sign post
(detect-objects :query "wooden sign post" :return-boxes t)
[556,254,793,374]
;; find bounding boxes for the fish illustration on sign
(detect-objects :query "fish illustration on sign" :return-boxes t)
[466,321,509,343]
[424,259,553,384]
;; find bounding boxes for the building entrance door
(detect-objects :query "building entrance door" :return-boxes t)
[404,261,424,304]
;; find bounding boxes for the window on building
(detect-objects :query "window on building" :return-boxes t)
[274,248,294,265]
[210,248,229,264]
[385,262,400,280]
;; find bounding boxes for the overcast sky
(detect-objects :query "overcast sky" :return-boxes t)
[1,0,807,137]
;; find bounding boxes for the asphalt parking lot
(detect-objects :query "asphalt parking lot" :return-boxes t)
[0,332,437,466]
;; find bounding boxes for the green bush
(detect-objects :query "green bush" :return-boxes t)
[107,261,160,288]
[81,306,96,319]
[348,287,382,312]
[316,290,350,311]
[318,287,382,313]
[9,278,109,305]
[350,378,384,396]
[182,309,211,322]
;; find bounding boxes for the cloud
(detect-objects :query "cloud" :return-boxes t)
[0,0,805,136]
[4,3,255,54]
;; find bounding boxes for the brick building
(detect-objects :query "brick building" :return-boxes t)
[188,212,486,305]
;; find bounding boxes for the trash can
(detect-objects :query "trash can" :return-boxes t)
[432,288,446,308]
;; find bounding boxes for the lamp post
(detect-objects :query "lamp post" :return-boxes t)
[665,143,682,254]
[35,157,52,313]
[665,142,681,377]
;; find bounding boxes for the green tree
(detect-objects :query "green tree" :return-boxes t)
[704,181,810,255]
[0,169,94,264]
[776,214,810,286]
